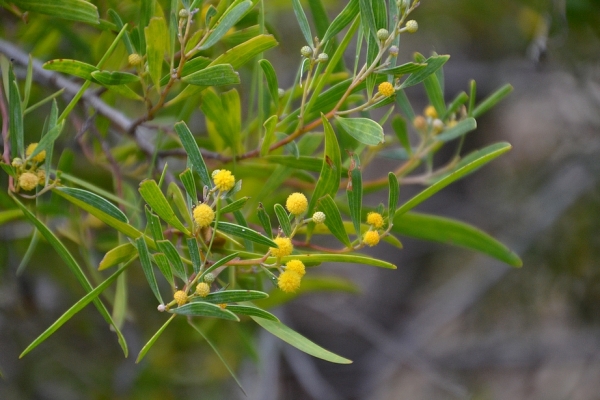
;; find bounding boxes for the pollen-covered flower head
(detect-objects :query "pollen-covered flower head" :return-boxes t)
[286,192,308,216]
[26,143,46,163]
[367,212,384,229]
[424,105,438,119]
[378,82,395,97]
[312,211,326,224]
[18,172,39,191]
[196,282,210,297]
[285,259,305,277]
[270,237,293,258]
[213,169,235,191]
[278,270,301,293]
[128,53,143,66]
[193,203,214,228]
[174,290,188,306]
[363,230,380,247]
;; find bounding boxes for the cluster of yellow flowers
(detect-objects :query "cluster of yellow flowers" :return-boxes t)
[363,212,385,247]
[12,143,47,192]
[413,105,459,136]
[192,169,237,229]
[278,259,306,293]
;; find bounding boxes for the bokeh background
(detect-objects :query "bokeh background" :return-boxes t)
[2,0,600,399]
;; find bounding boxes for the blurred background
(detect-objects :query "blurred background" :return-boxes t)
[2,0,600,399]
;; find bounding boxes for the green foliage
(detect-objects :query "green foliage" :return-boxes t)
[0,0,522,389]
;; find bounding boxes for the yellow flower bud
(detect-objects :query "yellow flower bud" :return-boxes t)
[18,172,39,191]
[26,143,45,163]
[174,290,188,306]
[378,82,395,97]
[406,20,418,33]
[278,270,301,293]
[128,53,143,66]
[367,212,385,229]
[213,169,235,191]
[286,192,308,216]
[196,282,210,297]
[424,105,438,119]
[312,211,326,224]
[285,259,306,277]
[413,115,427,130]
[363,230,380,247]
[270,237,293,258]
[193,203,214,228]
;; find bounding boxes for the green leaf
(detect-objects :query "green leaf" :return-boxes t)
[359,0,377,41]
[212,34,278,69]
[20,263,129,359]
[8,73,24,158]
[443,91,469,120]
[335,116,384,146]
[472,84,513,118]
[291,0,313,46]
[268,253,396,269]
[388,173,399,224]
[139,180,191,236]
[157,240,188,281]
[321,0,358,43]
[145,17,168,94]
[308,116,342,216]
[199,252,239,281]
[400,55,450,89]
[415,52,446,117]
[167,182,194,230]
[220,197,248,214]
[91,71,139,85]
[214,222,277,248]
[393,212,522,267]
[257,204,273,239]
[436,117,477,142]
[179,168,197,204]
[200,0,253,50]
[258,59,279,105]
[0,209,22,225]
[11,0,99,24]
[252,317,352,364]
[376,62,427,76]
[317,195,352,247]
[226,305,279,321]
[136,314,175,363]
[57,187,128,223]
[27,121,64,163]
[12,195,128,357]
[174,122,212,188]
[170,301,240,321]
[391,115,411,155]
[145,207,164,242]
[396,142,512,216]
[99,243,137,271]
[273,204,292,237]
[195,289,269,304]
[135,237,163,304]
[43,59,98,80]
[395,89,415,121]
[181,64,240,86]
[187,238,202,275]
[153,252,174,286]
[260,115,278,156]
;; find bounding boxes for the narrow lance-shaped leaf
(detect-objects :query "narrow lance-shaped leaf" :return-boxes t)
[260,115,278,156]
[213,222,277,248]
[392,212,522,267]
[436,118,477,142]
[400,55,450,89]
[145,207,164,242]
[139,180,191,236]
[195,290,269,304]
[257,203,273,239]
[99,243,137,271]
[317,195,352,247]
[27,121,64,163]
[11,195,128,357]
[179,168,197,206]
[91,71,139,85]
[252,317,352,364]
[153,253,174,286]
[135,237,163,304]
[391,115,411,155]
[187,238,202,275]
[291,0,313,46]
[157,240,188,281]
[174,122,212,188]
[145,17,168,94]
[11,0,99,24]
[415,52,446,117]
[274,204,292,237]
[335,116,384,146]
[8,68,24,158]
[180,64,240,86]
[396,142,512,216]
[321,0,358,43]
[136,314,176,363]
[57,187,128,224]
[376,62,427,76]
[388,173,399,224]
[267,253,396,269]
[199,1,252,50]
[226,305,279,321]
[472,84,513,118]
[220,197,249,214]
[170,302,240,321]
[167,182,194,231]
[199,252,239,281]
[346,154,362,239]
[259,59,280,105]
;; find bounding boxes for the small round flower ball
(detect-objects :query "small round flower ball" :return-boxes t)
[26,143,45,163]
[389,45,399,56]
[128,53,143,66]
[178,8,189,18]
[367,212,385,229]
[424,105,438,119]
[406,20,418,33]
[317,53,329,63]
[285,259,305,277]
[278,270,301,293]
[11,157,23,168]
[194,203,214,228]
[286,192,308,216]
[378,82,395,97]
[36,168,46,185]
[203,272,215,284]
[413,115,427,130]
[213,169,235,191]
[270,237,293,258]
[174,290,188,306]
[18,172,39,191]
[301,45,312,57]
[196,282,210,297]
[312,211,326,224]
[377,28,390,41]
[363,230,380,247]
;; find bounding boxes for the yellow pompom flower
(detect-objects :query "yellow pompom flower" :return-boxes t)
[424,105,438,119]
[363,230,380,247]
[196,282,210,297]
[367,212,385,229]
[36,168,46,184]
[278,270,301,293]
[218,303,227,309]
[174,290,188,306]
[213,169,235,191]
[18,172,39,191]
[285,259,305,277]
[128,53,143,66]
[270,237,293,258]
[26,143,46,163]
[193,203,214,228]
[378,82,395,97]
[286,192,308,215]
